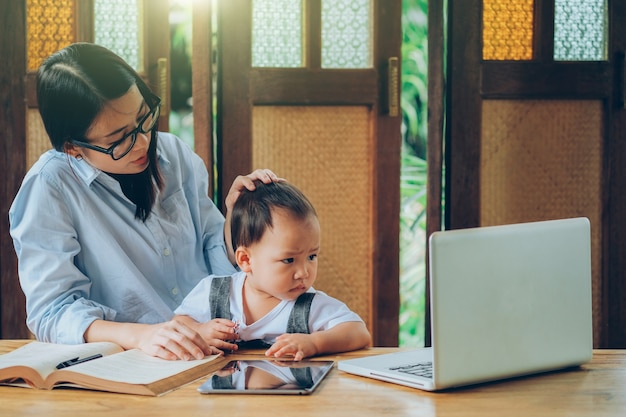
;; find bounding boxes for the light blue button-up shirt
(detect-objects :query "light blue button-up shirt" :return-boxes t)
[9,132,237,344]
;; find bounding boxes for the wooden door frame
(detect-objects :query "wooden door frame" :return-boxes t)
[373,0,403,347]
[607,0,626,347]
[215,0,401,346]
[190,0,215,193]
[446,0,626,347]
[425,0,446,348]
[0,0,29,339]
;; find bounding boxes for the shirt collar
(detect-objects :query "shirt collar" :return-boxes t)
[67,147,169,187]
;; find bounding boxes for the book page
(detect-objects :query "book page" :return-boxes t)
[56,349,222,385]
[0,341,123,381]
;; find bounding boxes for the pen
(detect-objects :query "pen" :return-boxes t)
[56,354,103,369]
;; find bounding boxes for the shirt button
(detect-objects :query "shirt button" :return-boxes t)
[171,287,179,296]
[163,248,171,256]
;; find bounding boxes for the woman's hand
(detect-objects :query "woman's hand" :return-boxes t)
[134,317,221,361]
[224,169,281,263]
[84,318,222,361]
[224,169,280,213]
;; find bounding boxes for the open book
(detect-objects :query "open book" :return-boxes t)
[0,341,225,396]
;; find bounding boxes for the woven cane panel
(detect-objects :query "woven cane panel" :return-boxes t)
[252,106,372,327]
[27,109,52,169]
[481,99,603,345]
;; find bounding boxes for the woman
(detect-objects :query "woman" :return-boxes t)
[9,42,277,360]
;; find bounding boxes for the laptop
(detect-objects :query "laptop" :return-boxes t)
[338,217,593,391]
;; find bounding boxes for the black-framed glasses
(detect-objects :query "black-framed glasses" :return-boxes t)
[70,98,161,161]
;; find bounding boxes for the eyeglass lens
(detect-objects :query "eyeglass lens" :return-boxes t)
[111,105,160,160]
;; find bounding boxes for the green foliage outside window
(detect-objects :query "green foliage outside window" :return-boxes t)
[399,0,429,347]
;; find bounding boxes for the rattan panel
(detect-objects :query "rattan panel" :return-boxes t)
[252,106,372,327]
[27,109,51,169]
[481,99,603,345]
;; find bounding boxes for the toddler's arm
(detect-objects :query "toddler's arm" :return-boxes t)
[265,321,371,361]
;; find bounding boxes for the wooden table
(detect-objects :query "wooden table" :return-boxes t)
[1,340,625,416]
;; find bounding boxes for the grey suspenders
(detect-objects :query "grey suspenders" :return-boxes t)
[209,276,316,336]
[287,292,315,334]
[208,276,317,389]
[209,275,232,321]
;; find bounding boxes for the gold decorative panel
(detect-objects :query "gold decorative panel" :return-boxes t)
[482,0,534,61]
[27,0,75,71]
[252,106,372,327]
[481,99,603,345]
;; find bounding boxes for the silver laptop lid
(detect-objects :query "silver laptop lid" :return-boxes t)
[428,217,593,389]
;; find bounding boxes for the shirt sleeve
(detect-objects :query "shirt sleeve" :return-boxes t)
[174,276,214,322]
[308,290,365,332]
[9,166,116,344]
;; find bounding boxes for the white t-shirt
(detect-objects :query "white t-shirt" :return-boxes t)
[175,271,363,344]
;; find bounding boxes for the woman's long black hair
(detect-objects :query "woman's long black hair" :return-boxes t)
[36,42,163,221]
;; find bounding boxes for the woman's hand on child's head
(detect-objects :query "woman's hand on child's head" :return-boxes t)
[224,169,281,213]
[264,333,317,361]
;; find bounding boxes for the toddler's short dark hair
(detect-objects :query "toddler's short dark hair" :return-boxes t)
[231,181,317,249]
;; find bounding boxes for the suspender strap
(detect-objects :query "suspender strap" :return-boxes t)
[284,293,316,388]
[236,293,317,349]
[211,277,315,345]
[286,292,316,334]
[211,374,233,389]
[290,366,315,388]
[209,276,232,320]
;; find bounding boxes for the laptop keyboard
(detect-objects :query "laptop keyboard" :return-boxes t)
[389,362,433,379]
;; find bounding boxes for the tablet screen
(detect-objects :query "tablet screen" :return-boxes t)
[197,359,334,395]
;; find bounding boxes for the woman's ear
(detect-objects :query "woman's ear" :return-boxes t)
[235,247,252,272]
[64,142,82,159]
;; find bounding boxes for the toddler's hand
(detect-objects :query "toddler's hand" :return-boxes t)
[197,318,240,353]
[265,333,317,361]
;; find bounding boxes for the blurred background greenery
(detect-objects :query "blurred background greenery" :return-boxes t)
[168,0,194,149]
[399,0,428,347]
[168,0,430,347]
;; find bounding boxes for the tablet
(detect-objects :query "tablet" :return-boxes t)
[197,359,335,395]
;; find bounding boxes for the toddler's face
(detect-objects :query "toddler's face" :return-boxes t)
[245,208,320,301]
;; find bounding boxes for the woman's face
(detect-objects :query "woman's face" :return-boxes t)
[70,84,153,174]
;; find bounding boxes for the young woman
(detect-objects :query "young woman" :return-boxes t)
[9,42,277,360]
